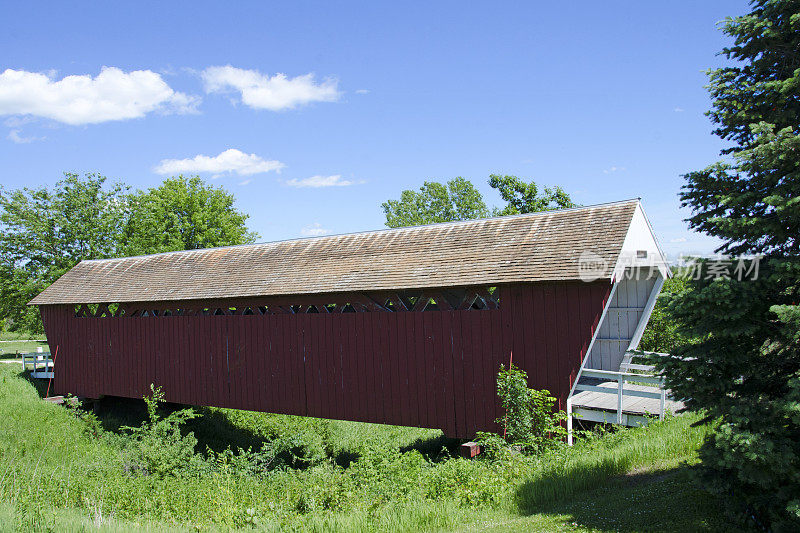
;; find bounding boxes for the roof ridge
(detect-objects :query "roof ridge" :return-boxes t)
[83,198,641,263]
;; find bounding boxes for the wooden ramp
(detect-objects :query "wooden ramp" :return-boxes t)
[566,352,684,445]
[21,352,54,379]
[571,382,684,427]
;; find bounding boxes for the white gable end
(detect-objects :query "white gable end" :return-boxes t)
[614,202,669,280]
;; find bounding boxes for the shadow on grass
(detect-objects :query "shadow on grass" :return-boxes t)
[17,369,48,397]
[401,432,461,462]
[89,397,268,454]
[510,465,741,533]
[184,406,268,454]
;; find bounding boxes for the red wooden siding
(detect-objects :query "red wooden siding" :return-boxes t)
[39,281,610,438]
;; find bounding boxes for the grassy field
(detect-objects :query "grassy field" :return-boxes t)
[0,363,738,532]
[0,331,48,359]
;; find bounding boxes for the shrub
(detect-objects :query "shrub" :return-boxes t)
[484,363,566,454]
[121,384,199,477]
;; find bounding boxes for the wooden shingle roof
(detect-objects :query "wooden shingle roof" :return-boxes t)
[29,199,639,305]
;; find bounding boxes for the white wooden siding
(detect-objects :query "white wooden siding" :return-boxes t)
[586,270,660,371]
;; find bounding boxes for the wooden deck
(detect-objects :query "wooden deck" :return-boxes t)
[571,381,684,426]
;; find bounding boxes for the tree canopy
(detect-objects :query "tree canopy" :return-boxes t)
[659,1,800,528]
[122,176,258,256]
[0,173,256,333]
[0,173,128,332]
[382,175,575,228]
[382,177,489,228]
[488,174,576,216]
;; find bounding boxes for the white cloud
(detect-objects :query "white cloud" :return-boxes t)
[4,116,35,128]
[301,223,329,237]
[202,65,340,111]
[0,67,199,125]
[355,89,370,94]
[670,237,687,243]
[602,166,626,174]
[154,148,285,177]
[6,129,43,143]
[674,107,685,112]
[285,174,360,188]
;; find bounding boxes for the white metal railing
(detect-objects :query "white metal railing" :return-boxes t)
[21,352,54,379]
[567,352,669,445]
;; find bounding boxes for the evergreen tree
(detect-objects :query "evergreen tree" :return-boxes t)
[659,1,800,528]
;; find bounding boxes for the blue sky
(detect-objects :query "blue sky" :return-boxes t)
[0,1,751,257]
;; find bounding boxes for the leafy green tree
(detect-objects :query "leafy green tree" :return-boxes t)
[657,1,800,528]
[0,173,128,332]
[122,176,258,256]
[488,174,576,215]
[382,177,489,228]
[382,175,575,228]
[0,174,257,333]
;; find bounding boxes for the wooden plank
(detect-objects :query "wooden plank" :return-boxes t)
[343,313,360,422]
[356,312,370,423]
[405,311,422,427]
[321,313,333,419]
[159,317,168,400]
[231,316,241,408]
[479,311,496,434]
[262,315,272,411]
[307,313,321,418]
[541,285,558,406]
[244,316,255,411]
[325,313,337,420]
[296,313,308,416]
[414,311,428,428]
[211,316,223,407]
[199,315,212,408]
[489,308,505,433]
[428,312,443,431]
[309,314,322,418]
[270,315,281,413]
[530,285,548,393]
[335,313,346,421]
[371,314,385,424]
[519,285,536,387]
[163,316,173,402]
[450,311,466,438]
[246,316,257,410]
[556,282,572,404]
[276,314,287,413]
[373,313,386,424]
[440,311,456,436]
[388,312,402,426]
[350,312,363,422]
[169,317,179,403]
[423,312,437,429]
[460,310,476,435]
[471,311,488,434]
[396,312,411,427]
[225,316,235,408]
[188,315,199,406]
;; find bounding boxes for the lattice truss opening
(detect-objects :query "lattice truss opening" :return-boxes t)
[72,287,500,318]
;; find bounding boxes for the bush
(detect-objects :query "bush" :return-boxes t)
[121,384,199,477]
[482,364,566,455]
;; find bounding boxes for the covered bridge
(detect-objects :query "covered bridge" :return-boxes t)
[30,199,667,438]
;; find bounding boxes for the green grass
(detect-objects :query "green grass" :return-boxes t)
[0,363,737,532]
[0,331,48,358]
